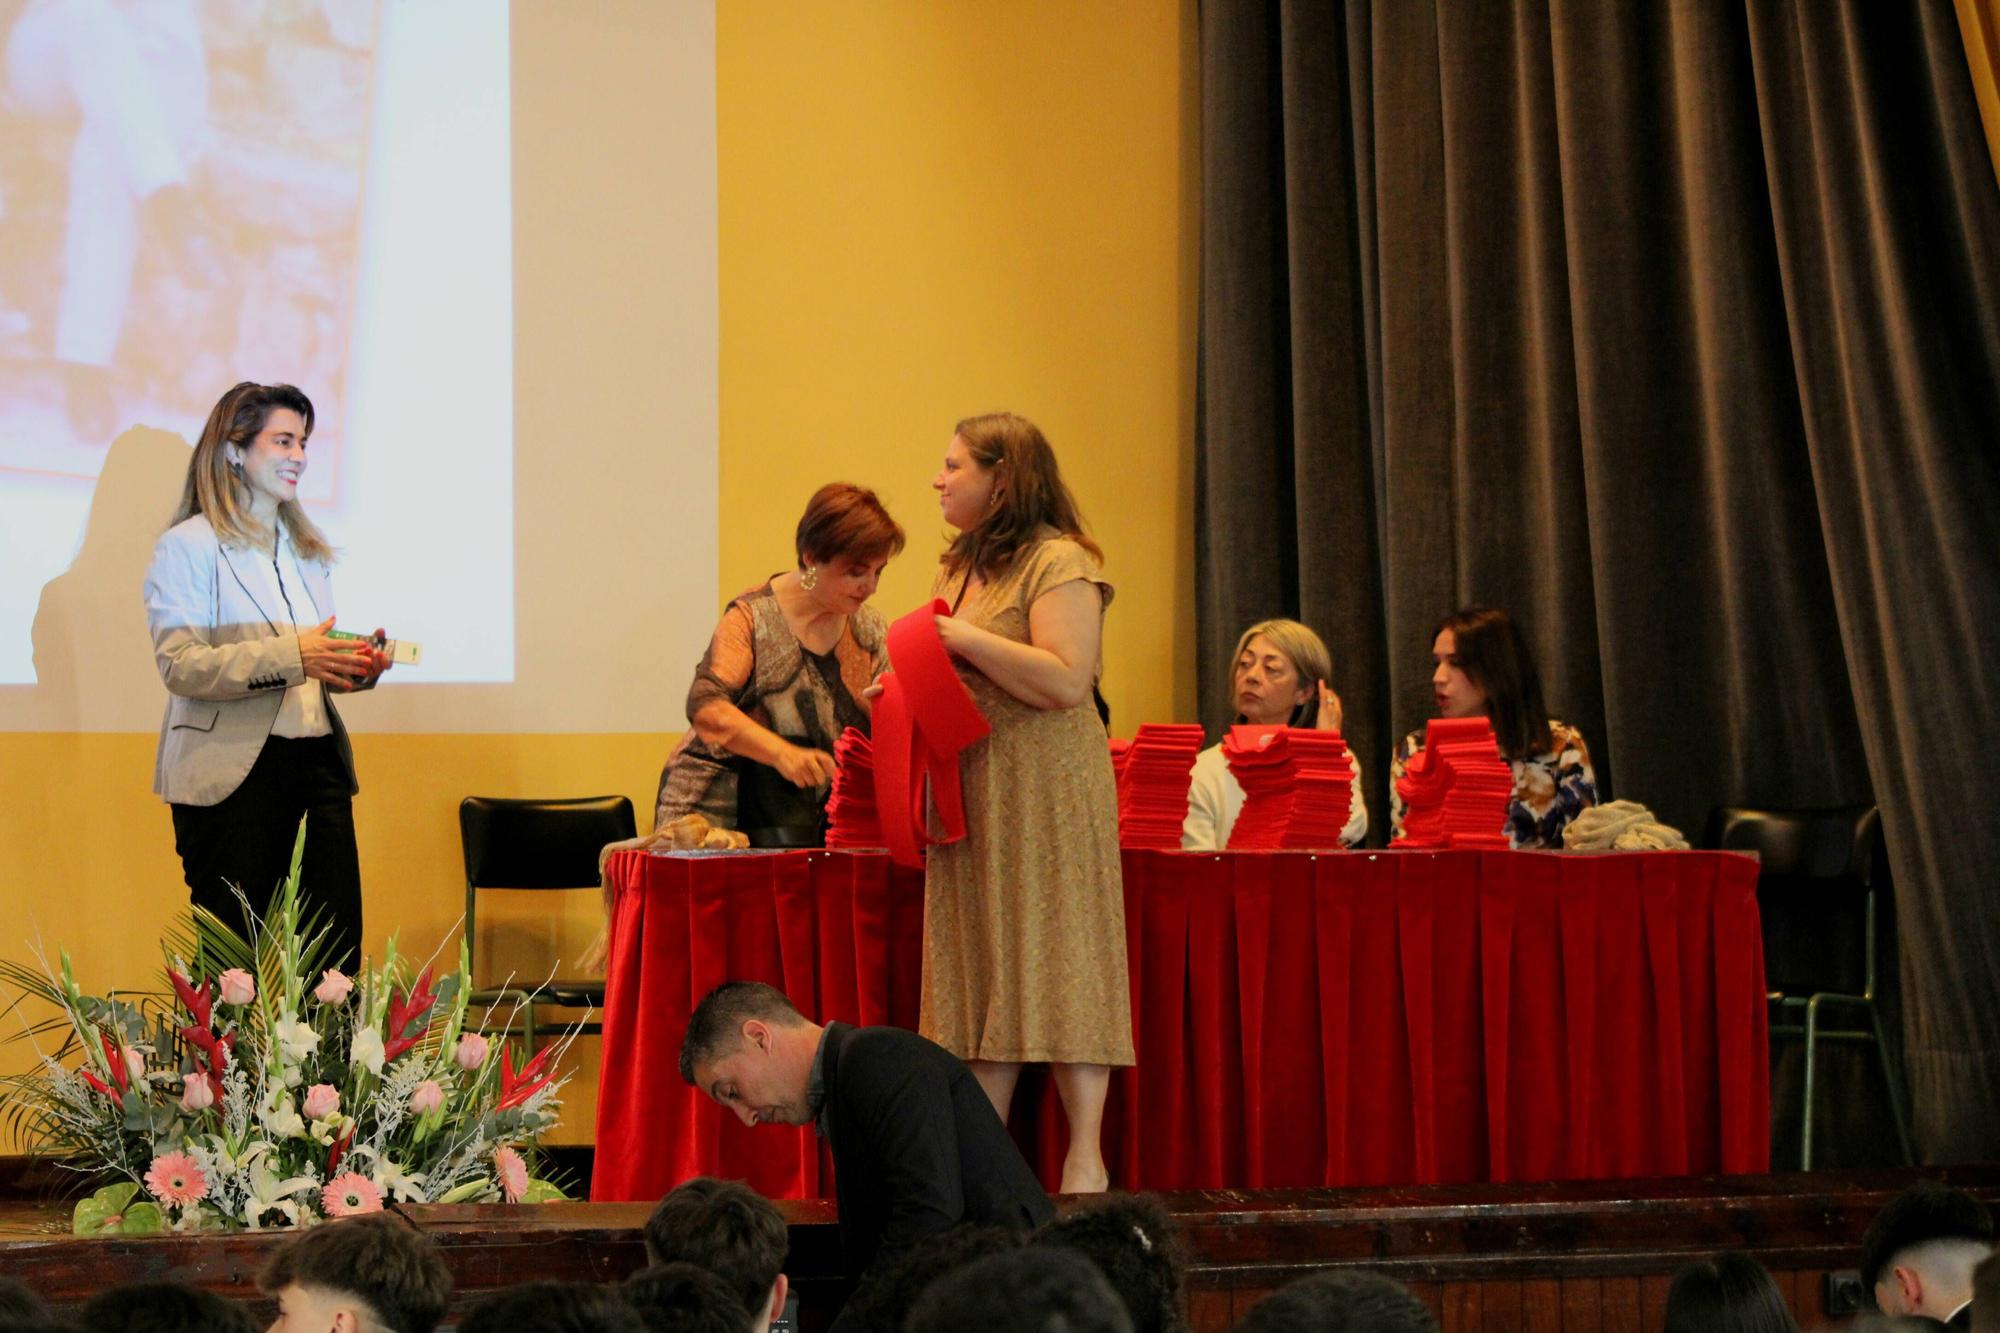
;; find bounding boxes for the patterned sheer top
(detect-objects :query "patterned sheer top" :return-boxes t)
[653,580,888,839]
[1387,719,1599,849]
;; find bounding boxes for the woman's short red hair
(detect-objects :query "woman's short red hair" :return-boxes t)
[795,483,906,568]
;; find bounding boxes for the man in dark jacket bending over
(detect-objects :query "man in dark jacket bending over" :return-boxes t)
[680,981,1054,1286]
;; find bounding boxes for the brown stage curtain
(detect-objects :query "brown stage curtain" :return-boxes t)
[1197,0,2000,1160]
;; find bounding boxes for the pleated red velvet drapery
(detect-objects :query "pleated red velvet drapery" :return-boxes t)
[591,848,1766,1203]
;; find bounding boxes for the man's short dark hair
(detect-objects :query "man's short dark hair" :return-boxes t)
[0,1280,45,1321]
[622,1263,753,1333]
[1034,1196,1185,1333]
[257,1212,453,1333]
[1235,1271,1438,1333]
[77,1282,257,1333]
[1972,1248,2000,1333]
[1860,1181,1997,1291]
[642,1177,788,1316]
[457,1282,646,1333]
[1663,1253,1800,1333]
[838,1224,1025,1332]
[679,982,807,1085]
[907,1247,1132,1333]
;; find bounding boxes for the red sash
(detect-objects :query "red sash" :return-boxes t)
[871,599,992,869]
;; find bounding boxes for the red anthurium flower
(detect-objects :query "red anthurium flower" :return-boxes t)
[98,1031,128,1093]
[181,1026,234,1078]
[382,966,440,1064]
[497,1045,557,1111]
[326,1122,356,1177]
[167,970,213,1030]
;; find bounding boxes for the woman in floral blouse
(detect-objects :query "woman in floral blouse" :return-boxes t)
[1388,605,1597,849]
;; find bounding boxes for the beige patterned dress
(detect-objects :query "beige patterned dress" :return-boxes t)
[919,535,1136,1067]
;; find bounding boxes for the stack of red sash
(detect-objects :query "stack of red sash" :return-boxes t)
[824,727,883,849]
[869,599,993,869]
[1222,725,1357,849]
[1392,716,1515,849]
[1108,723,1205,848]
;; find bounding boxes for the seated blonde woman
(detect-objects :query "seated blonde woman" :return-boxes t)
[1182,618,1367,850]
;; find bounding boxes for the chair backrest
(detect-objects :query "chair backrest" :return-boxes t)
[1705,804,1881,996]
[1705,805,1880,886]
[460,795,638,890]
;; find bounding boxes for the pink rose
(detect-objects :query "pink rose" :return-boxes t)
[122,1047,146,1084]
[302,1083,341,1120]
[179,1072,215,1112]
[217,969,256,1006]
[408,1080,444,1115]
[453,1033,489,1071]
[314,969,353,1004]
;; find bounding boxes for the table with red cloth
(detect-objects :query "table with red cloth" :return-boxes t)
[591,848,1769,1203]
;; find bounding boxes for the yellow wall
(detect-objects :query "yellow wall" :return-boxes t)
[716,1,1198,729]
[0,0,1195,1152]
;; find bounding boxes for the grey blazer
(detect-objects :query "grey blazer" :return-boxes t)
[144,514,363,807]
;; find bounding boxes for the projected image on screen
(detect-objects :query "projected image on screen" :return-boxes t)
[0,0,512,688]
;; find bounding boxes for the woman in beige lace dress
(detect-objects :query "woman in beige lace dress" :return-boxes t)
[912,411,1134,1193]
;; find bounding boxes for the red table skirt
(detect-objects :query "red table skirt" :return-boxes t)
[591,848,1768,1202]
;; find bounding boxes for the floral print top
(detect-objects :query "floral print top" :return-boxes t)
[1388,719,1598,849]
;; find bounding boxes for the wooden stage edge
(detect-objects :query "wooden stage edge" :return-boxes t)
[4,1164,1996,1331]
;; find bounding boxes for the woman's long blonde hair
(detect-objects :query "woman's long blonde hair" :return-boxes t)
[1227,618,1333,726]
[171,382,333,562]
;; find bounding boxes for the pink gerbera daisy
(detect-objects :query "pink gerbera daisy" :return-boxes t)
[493,1145,528,1203]
[143,1150,208,1207]
[321,1171,383,1217]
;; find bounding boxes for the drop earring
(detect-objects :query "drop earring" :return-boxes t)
[800,565,819,592]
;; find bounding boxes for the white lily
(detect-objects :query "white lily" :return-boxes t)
[257,1087,306,1140]
[350,1025,385,1075]
[240,1145,318,1230]
[348,1145,427,1202]
[273,1013,320,1064]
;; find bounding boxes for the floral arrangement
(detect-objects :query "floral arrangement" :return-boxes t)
[0,824,576,1234]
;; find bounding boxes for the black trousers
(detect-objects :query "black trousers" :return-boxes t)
[170,735,362,973]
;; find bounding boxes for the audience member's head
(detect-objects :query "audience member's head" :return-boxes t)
[1662,1253,1799,1333]
[76,1282,257,1332]
[1972,1246,2000,1333]
[1862,1181,1996,1320]
[1034,1196,1186,1333]
[258,1212,453,1333]
[834,1224,1023,1333]
[1233,1271,1437,1333]
[456,1282,646,1333]
[906,1247,1132,1333]
[641,1177,788,1326]
[621,1264,753,1333]
[678,982,822,1130]
[0,1282,46,1321]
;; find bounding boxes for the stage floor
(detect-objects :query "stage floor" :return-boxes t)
[5,1166,1996,1330]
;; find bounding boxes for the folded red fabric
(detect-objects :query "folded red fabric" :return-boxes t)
[870,599,993,869]
[1109,723,1205,848]
[1393,716,1513,848]
[826,727,884,848]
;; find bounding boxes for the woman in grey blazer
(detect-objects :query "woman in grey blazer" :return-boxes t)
[143,383,385,969]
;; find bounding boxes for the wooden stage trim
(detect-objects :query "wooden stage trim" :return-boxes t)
[4,1166,1996,1330]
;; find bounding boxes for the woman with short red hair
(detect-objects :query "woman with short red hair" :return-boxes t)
[653,482,904,846]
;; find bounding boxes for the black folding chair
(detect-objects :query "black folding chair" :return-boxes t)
[459,795,636,1053]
